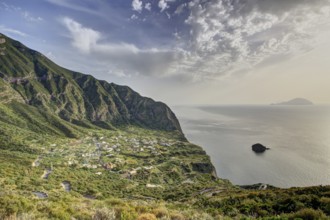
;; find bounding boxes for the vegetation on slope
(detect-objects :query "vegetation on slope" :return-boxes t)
[0,33,329,219]
[0,126,329,219]
[0,126,229,220]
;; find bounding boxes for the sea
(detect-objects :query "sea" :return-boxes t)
[173,105,330,188]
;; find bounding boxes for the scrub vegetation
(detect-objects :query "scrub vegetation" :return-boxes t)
[0,33,329,219]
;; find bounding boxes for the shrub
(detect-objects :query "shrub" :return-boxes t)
[289,208,326,220]
[320,197,330,215]
[137,213,157,220]
[92,207,116,220]
[118,207,138,220]
[170,212,185,220]
[189,212,213,220]
[152,207,169,218]
[256,209,269,217]
[135,205,150,213]
[0,195,33,218]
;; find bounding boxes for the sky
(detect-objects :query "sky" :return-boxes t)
[1,0,330,105]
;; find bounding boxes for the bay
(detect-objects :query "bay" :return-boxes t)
[173,105,330,188]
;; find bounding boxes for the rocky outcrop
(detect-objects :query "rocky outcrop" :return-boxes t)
[192,162,217,178]
[252,143,269,153]
[240,183,277,190]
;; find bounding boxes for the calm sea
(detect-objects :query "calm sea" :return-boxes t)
[173,105,330,188]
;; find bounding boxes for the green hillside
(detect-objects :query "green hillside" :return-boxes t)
[0,33,329,220]
[0,33,182,135]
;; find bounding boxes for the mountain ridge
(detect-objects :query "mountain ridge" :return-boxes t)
[0,33,183,136]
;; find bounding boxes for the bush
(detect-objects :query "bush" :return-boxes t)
[0,195,33,218]
[3,212,35,220]
[135,205,150,213]
[118,207,138,220]
[170,212,185,220]
[256,209,269,217]
[189,212,213,220]
[289,208,326,220]
[152,207,169,218]
[137,213,157,220]
[104,198,125,207]
[92,207,116,220]
[320,197,330,215]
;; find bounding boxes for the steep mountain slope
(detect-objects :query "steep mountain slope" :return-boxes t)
[0,33,182,135]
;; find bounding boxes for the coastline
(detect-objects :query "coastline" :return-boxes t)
[174,104,330,188]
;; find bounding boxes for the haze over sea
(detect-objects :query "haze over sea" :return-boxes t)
[174,105,330,188]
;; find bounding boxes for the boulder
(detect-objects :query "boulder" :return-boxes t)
[252,143,269,153]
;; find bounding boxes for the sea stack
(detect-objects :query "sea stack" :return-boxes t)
[252,143,269,153]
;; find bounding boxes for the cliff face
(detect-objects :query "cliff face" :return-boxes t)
[0,33,182,134]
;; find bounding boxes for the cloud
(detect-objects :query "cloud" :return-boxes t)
[108,69,132,78]
[145,3,151,11]
[246,0,328,15]
[132,0,143,13]
[58,1,330,83]
[45,0,99,15]
[46,51,56,60]
[158,0,169,12]
[61,17,181,77]
[0,2,21,12]
[179,0,330,80]
[174,3,187,14]
[47,0,136,30]
[61,17,101,53]
[0,2,43,23]
[130,14,138,20]
[0,25,27,37]
[22,11,43,22]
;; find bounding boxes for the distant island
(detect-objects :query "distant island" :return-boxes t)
[271,98,314,106]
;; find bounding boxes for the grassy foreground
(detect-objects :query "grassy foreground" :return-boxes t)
[0,125,330,219]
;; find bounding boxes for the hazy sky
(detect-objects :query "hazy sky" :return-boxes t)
[1,0,330,105]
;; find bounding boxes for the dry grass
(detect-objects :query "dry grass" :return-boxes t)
[137,213,157,220]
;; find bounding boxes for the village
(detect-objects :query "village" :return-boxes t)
[32,128,183,195]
